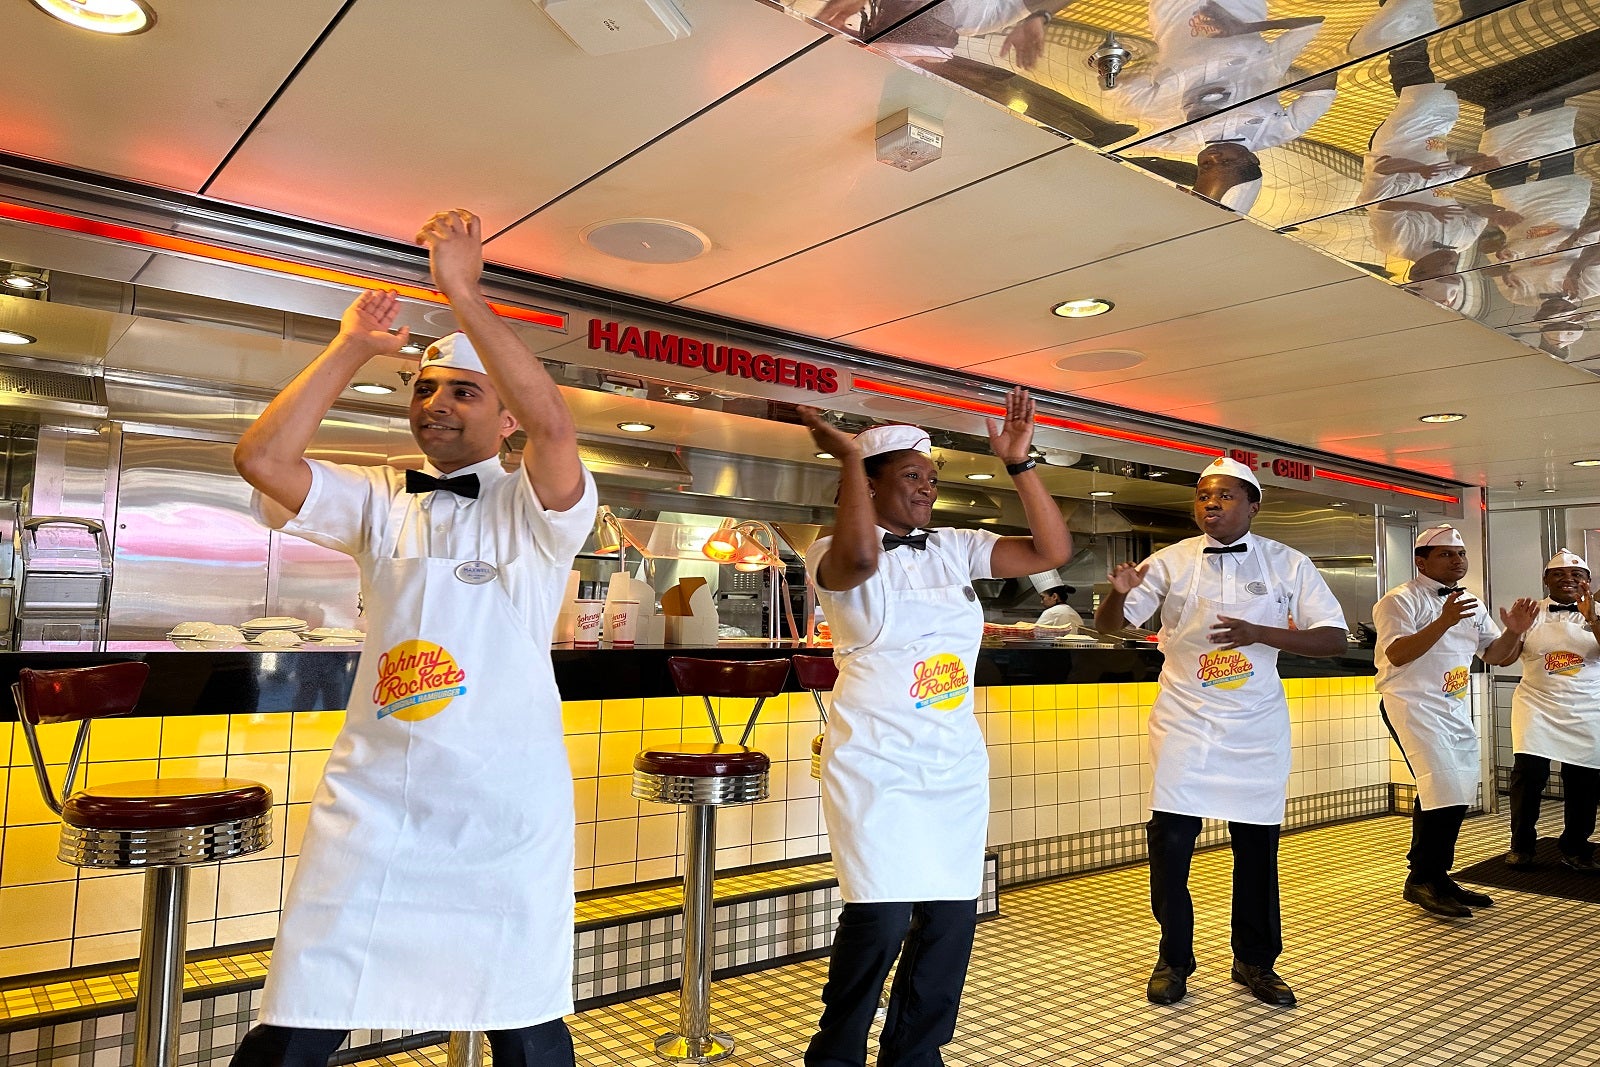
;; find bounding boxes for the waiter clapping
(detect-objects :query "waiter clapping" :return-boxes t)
[1373,525,1535,919]
[1095,456,1347,1008]
[798,389,1070,1067]
[1505,549,1600,872]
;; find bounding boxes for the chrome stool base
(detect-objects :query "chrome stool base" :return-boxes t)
[654,1029,734,1063]
[632,771,768,805]
[62,813,272,867]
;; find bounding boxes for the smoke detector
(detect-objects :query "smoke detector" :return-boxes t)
[876,109,943,172]
[535,0,691,55]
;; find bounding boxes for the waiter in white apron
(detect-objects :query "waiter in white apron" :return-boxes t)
[798,390,1070,1067]
[229,210,595,1067]
[1506,549,1600,871]
[1373,525,1535,920]
[1095,456,1347,1008]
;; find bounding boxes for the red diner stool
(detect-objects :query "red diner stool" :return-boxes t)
[632,657,789,1063]
[792,654,838,781]
[12,664,273,1067]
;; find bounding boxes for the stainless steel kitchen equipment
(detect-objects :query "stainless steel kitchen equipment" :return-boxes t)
[15,516,113,649]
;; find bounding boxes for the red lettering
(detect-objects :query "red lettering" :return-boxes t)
[728,348,753,378]
[816,367,838,394]
[702,343,727,372]
[752,353,776,382]
[587,318,620,353]
[616,326,644,357]
[1229,449,1257,469]
[795,362,816,390]
[680,338,704,368]
[644,330,680,363]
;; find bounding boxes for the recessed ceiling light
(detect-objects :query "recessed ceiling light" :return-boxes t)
[0,330,37,345]
[1419,413,1465,423]
[1574,459,1600,467]
[1541,488,1558,493]
[351,382,395,395]
[617,422,655,433]
[667,389,701,402]
[815,452,834,460]
[1089,490,1115,497]
[1328,502,1347,507]
[1,274,48,293]
[398,340,426,356]
[966,472,995,481]
[1051,298,1114,319]
[27,0,155,34]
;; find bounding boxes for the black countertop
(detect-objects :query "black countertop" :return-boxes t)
[0,643,1376,720]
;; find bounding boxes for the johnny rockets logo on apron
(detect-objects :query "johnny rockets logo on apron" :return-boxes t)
[1512,611,1600,767]
[1441,666,1470,698]
[910,653,971,710]
[261,487,576,1032]
[1148,539,1291,825]
[373,639,467,720]
[1545,650,1585,676]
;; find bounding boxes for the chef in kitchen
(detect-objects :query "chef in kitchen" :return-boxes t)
[1035,578,1084,631]
[1504,549,1600,872]
[228,209,595,1067]
[798,390,1070,1067]
[1094,456,1348,1009]
[1373,524,1536,920]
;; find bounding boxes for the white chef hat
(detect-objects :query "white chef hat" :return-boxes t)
[1220,177,1263,213]
[1199,455,1261,494]
[1415,524,1464,549]
[1546,548,1589,572]
[420,332,487,375]
[854,423,932,459]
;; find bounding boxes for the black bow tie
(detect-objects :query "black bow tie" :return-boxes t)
[882,531,929,552]
[1436,586,1464,597]
[1551,603,1582,613]
[1203,543,1248,554]
[405,469,480,499]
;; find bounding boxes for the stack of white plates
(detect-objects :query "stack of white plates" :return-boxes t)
[304,626,364,646]
[242,617,308,647]
[166,622,247,648]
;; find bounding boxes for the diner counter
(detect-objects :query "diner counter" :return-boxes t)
[0,641,1378,719]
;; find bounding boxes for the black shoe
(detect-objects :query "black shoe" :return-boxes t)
[1505,850,1536,869]
[1147,956,1195,1005]
[1231,961,1295,1006]
[1560,853,1599,873]
[1444,878,1494,907]
[1403,881,1473,918]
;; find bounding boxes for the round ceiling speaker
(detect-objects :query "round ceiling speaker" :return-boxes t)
[581,219,711,264]
[1052,350,1147,372]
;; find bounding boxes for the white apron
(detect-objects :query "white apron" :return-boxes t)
[262,493,575,1031]
[821,540,987,901]
[1381,612,1480,810]
[1149,542,1291,825]
[1512,606,1600,768]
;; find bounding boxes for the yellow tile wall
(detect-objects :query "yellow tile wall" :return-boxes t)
[0,676,1391,982]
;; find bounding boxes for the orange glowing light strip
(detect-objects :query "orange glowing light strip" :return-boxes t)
[0,200,567,330]
[849,375,1223,457]
[1313,468,1460,505]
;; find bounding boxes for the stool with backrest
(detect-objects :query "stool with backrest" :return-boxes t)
[791,654,838,782]
[13,664,273,1067]
[632,657,790,1063]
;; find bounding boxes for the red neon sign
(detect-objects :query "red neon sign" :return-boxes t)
[0,200,567,330]
[1313,468,1460,504]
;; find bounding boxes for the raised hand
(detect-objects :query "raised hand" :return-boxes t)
[415,209,483,299]
[1108,562,1148,594]
[1579,579,1596,624]
[798,406,862,461]
[1499,596,1541,635]
[1438,590,1479,626]
[987,386,1035,466]
[339,289,409,358]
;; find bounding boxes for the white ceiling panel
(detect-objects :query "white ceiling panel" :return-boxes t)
[836,218,1372,369]
[484,36,1064,301]
[206,0,824,242]
[680,147,1233,338]
[0,0,348,191]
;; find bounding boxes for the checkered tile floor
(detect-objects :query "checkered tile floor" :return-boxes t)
[368,813,1600,1067]
[575,859,835,924]
[0,950,270,1022]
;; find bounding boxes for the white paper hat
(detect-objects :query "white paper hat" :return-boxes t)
[1220,177,1263,213]
[1199,455,1261,493]
[855,423,932,459]
[1546,548,1589,572]
[420,332,487,375]
[1028,570,1063,594]
[1415,524,1464,549]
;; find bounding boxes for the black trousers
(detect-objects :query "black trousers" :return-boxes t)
[1508,752,1600,858]
[1146,811,1281,969]
[1381,701,1472,884]
[228,1020,575,1067]
[805,900,978,1067]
